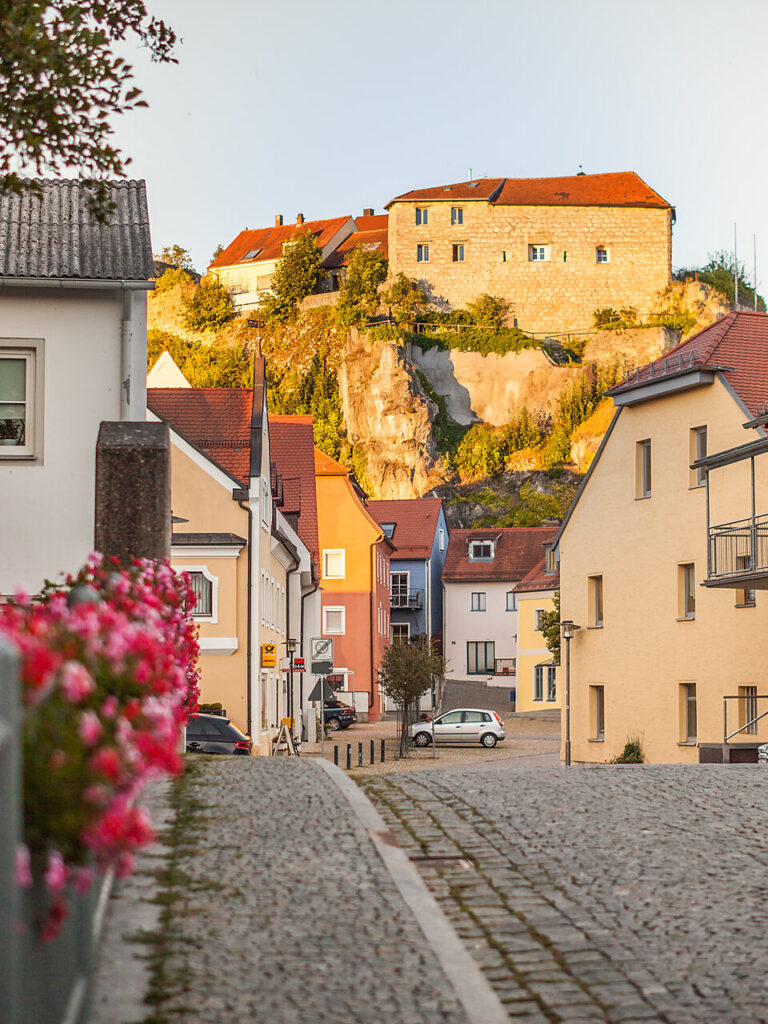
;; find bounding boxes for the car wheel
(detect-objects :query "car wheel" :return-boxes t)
[328,718,341,731]
[413,731,432,748]
[481,733,498,748]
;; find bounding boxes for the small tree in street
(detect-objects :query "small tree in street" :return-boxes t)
[378,638,445,757]
[540,591,561,663]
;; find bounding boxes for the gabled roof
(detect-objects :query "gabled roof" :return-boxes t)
[268,415,319,561]
[354,214,388,232]
[324,224,388,269]
[386,171,670,210]
[314,446,350,476]
[209,216,353,270]
[443,527,557,582]
[608,311,768,416]
[0,179,154,281]
[366,498,443,559]
[514,554,559,594]
[147,388,252,485]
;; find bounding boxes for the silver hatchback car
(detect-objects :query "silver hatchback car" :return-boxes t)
[410,708,506,748]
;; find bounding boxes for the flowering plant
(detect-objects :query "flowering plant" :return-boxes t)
[1,554,200,940]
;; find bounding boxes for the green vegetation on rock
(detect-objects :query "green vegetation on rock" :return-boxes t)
[182,276,236,333]
[148,329,252,388]
[261,231,324,323]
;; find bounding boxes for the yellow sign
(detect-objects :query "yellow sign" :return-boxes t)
[261,643,277,668]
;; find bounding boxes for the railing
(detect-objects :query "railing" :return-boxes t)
[723,693,768,744]
[390,589,424,610]
[494,659,516,676]
[708,513,768,580]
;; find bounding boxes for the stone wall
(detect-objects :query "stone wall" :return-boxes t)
[388,199,672,333]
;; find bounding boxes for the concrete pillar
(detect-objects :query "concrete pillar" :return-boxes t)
[94,422,171,564]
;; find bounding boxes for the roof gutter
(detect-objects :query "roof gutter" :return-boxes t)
[0,277,154,291]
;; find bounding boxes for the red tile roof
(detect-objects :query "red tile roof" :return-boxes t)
[608,311,768,415]
[366,498,444,559]
[269,415,319,560]
[354,214,388,232]
[386,172,670,210]
[209,216,353,270]
[324,227,388,269]
[443,527,557,583]
[314,446,349,476]
[148,388,252,484]
[514,554,559,594]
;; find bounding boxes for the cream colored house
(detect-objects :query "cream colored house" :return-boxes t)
[514,553,560,713]
[555,311,768,764]
[148,358,320,755]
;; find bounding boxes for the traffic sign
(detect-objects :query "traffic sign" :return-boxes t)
[308,678,334,701]
[311,637,334,674]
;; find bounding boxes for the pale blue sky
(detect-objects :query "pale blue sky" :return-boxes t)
[117,0,768,284]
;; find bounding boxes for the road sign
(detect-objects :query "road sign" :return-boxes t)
[293,657,306,672]
[311,637,334,674]
[261,643,277,668]
[307,678,334,702]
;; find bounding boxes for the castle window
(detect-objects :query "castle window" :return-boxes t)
[415,207,429,226]
[596,246,610,263]
[451,207,464,225]
[417,244,430,263]
[529,244,550,262]
[452,244,465,263]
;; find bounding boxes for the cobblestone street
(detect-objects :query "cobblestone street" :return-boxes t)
[362,761,768,1024]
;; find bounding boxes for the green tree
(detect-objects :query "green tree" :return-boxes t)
[383,273,428,322]
[378,638,445,757]
[0,2,176,217]
[453,424,507,480]
[503,408,543,452]
[507,481,578,527]
[540,591,561,663]
[211,243,225,263]
[336,242,388,327]
[182,277,236,333]
[261,231,324,323]
[465,294,511,329]
[160,244,195,272]
[694,251,765,311]
[147,330,253,387]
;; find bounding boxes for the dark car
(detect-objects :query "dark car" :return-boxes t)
[323,699,357,731]
[186,713,253,755]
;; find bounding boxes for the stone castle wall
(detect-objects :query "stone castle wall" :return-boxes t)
[388,200,672,334]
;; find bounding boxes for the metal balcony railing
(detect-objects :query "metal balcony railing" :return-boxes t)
[390,589,424,610]
[494,659,516,676]
[707,513,768,581]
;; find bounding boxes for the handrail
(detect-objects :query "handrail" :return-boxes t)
[723,694,768,744]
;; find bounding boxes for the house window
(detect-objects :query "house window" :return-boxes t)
[323,606,345,635]
[596,246,610,263]
[242,248,262,260]
[678,563,695,620]
[469,540,493,560]
[736,554,756,606]
[502,251,507,262]
[534,609,546,631]
[439,528,445,551]
[471,592,486,612]
[588,575,603,627]
[690,426,707,487]
[415,207,428,226]
[546,665,557,702]
[529,244,550,262]
[467,641,495,675]
[0,348,36,457]
[322,549,345,579]
[261,477,271,527]
[417,244,430,263]
[636,439,652,498]
[739,685,758,734]
[187,570,215,619]
[381,523,395,538]
[545,548,557,573]
[681,683,697,741]
[506,591,516,612]
[534,665,544,701]
[391,572,409,607]
[391,623,410,645]
[590,685,605,740]
[260,671,268,730]
[452,244,465,262]
[451,207,464,225]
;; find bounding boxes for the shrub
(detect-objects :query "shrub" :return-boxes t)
[465,293,511,329]
[610,737,645,764]
[153,266,196,293]
[336,242,388,327]
[182,276,236,333]
[506,480,578,527]
[261,231,324,323]
[382,273,428,321]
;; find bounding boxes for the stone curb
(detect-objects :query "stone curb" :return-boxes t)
[314,757,510,1024]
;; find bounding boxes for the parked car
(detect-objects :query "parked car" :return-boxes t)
[323,698,357,731]
[186,713,253,755]
[409,708,505,748]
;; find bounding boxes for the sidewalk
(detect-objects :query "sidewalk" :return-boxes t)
[89,757,507,1024]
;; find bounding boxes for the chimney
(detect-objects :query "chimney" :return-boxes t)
[296,213,304,225]
[362,208,374,217]
[275,214,283,226]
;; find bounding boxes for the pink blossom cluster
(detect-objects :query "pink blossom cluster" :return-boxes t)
[1,554,200,940]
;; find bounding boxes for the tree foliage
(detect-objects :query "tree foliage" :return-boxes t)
[378,638,445,757]
[676,251,765,312]
[540,592,561,663]
[465,293,511,329]
[182,277,236,333]
[261,231,324,323]
[382,273,428,322]
[160,244,195,272]
[147,330,252,388]
[0,2,177,217]
[336,242,388,327]
[506,481,577,527]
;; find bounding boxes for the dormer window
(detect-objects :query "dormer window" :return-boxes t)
[242,248,262,261]
[545,548,557,574]
[381,523,396,538]
[469,540,494,560]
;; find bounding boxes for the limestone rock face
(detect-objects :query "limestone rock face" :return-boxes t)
[337,330,442,499]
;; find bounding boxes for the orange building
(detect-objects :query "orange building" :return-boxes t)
[314,447,392,721]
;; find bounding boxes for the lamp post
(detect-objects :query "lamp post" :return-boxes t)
[560,620,581,767]
[286,637,298,731]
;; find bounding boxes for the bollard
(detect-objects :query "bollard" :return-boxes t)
[333,745,338,766]
[358,742,363,767]
[381,738,385,762]
[370,739,375,765]
[346,744,351,770]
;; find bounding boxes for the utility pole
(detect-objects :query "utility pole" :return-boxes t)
[754,234,758,311]
[735,223,739,308]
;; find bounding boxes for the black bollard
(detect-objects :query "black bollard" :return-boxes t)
[334,745,339,766]
[370,739,375,765]
[381,738,385,762]
[346,744,351,770]
[358,742,363,767]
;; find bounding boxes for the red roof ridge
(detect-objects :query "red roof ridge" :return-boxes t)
[269,413,314,424]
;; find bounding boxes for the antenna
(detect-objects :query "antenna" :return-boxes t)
[468,167,472,181]
[734,222,739,308]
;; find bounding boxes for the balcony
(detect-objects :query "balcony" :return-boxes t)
[705,513,768,589]
[494,659,516,676]
[390,589,424,610]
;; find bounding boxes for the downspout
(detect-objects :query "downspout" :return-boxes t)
[237,498,254,736]
[369,543,376,713]
[121,290,133,420]
[299,577,319,719]
[284,552,300,725]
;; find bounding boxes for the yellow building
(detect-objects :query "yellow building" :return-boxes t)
[555,312,768,763]
[514,552,561,713]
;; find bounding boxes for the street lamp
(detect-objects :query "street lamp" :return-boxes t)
[560,620,581,767]
[286,637,298,730]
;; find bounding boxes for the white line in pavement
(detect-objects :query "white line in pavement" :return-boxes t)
[314,758,510,1024]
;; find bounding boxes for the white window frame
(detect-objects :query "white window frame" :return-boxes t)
[0,342,43,460]
[438,528,445,552]
[322,549,346,580]
[391,622,410,644]
[261,476,271,528]
[534,608,546,631]
[533,665,544,702]
[184,566,219,623]
[471,592,486,612]
[546,665,557,702]
[451,207,464,226]
[528,244,551,262]
[416,243,430,263]
[469,540,494,560]
[596,246,610,264]
[506,591,516,612]
[323,605,346,636]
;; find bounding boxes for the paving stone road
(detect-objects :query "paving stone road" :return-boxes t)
[362,761,768,1024]
[93,758,472,1024]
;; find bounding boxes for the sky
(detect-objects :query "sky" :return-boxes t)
[115,0,768,285]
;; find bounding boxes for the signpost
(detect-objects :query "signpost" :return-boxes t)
[310,639,334,758]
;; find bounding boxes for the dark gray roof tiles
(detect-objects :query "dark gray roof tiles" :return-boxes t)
[0,179,154,281]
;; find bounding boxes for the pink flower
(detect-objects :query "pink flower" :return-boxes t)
[16,845,32,889]
[78,710,103,747]
[101,696,118,719]
[45,850,67,895]
[73,866,94,895]
[59,661,96,702]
